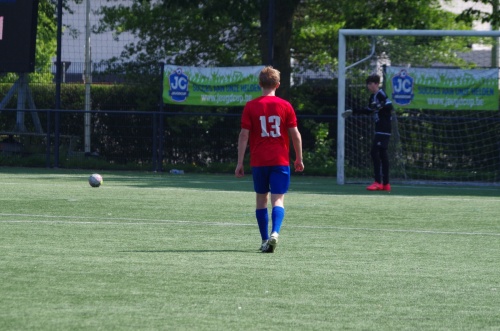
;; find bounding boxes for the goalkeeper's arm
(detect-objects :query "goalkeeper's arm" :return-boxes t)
[341,106,373,118]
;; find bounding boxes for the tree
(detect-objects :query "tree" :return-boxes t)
[455,0,499,66]
[291,0,472,70]
[33,0,58,82]
[455,0,499,26]
[260,0,301,99]
[91,0,472,100]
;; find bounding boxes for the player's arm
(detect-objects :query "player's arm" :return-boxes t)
[288,127,304,172]
[235,128,249,177]
[342,98,373,118]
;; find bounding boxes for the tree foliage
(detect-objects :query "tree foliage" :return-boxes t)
[94,1,262,66]
[32,0,58,82]
[455,0,499,27]
[10,0,473,95]
[291,0,472,70]
[90,0,472,99]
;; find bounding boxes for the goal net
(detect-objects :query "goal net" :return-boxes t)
[337,30,500,186]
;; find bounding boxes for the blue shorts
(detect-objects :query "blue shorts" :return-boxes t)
[251,166,290,194]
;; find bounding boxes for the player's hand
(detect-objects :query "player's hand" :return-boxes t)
[294,159,304,172]
[235,164,245,178]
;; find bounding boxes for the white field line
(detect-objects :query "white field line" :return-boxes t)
[1,213,499,237]
[292,194,500,203]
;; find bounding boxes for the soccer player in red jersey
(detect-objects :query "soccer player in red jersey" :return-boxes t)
[235,66,304,253]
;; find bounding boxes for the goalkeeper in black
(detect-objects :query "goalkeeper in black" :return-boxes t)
[364,74,393,191]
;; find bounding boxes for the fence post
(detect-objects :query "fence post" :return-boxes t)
[158,63,165,172]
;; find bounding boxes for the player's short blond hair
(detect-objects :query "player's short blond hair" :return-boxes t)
[259,66,280,89]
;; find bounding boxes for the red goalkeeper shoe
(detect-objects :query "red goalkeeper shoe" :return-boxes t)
[382,184,391,192]
[366,182,383,191]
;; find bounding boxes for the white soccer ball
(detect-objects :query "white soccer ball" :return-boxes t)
[89,173,103,187]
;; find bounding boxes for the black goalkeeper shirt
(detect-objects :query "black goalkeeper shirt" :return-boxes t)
[368,89,393,135]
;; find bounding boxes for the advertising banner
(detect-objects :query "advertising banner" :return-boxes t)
[385,66,499,110]
[163,65,264,106]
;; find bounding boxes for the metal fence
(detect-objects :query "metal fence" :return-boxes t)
[0,107,336,174]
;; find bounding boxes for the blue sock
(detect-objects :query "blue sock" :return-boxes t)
[271,206,285,234]
[255,208,269,240]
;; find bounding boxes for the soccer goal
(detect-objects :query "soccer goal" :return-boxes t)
[337,29,500,186]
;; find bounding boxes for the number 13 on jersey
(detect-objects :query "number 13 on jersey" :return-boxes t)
[259,115,281,138]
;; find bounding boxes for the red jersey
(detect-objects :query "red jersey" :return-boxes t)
[241,96,298,167]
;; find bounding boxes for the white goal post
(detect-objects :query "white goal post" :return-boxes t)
[337,29,500,185]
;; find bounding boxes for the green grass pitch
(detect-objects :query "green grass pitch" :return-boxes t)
[1,167,499,330]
